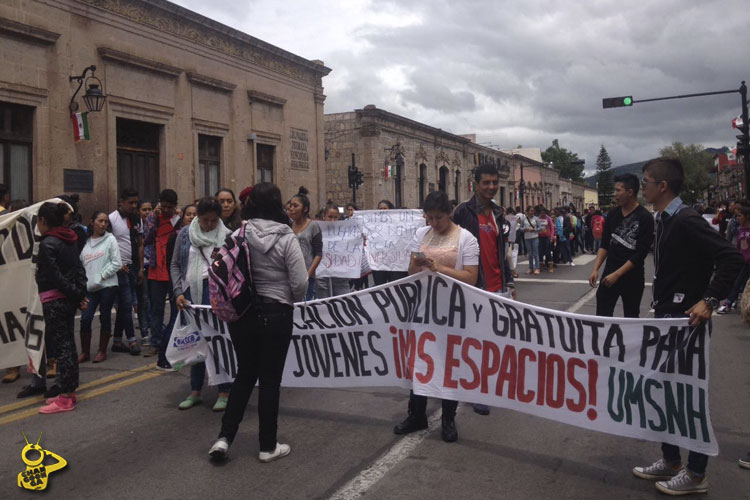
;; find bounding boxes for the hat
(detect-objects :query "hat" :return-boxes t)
[239,186,253,203]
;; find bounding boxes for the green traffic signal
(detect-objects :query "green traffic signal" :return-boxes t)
[602,95,634,108]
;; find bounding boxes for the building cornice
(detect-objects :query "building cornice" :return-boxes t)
[186,72,235,92]
[0,17,60,45]
[247,90,286,107]
[77,0,331,85]
[98,47,182,78]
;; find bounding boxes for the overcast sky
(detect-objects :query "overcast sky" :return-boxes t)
[172,0,748,175]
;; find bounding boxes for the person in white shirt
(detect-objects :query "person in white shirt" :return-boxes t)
[393,190,479,443]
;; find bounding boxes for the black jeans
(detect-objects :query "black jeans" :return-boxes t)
[371,271,408,286]
[657,313,710,476]
[219,301,294,452]
[595,270,645,318]
[43,299,78,393]
[408,391,458,419]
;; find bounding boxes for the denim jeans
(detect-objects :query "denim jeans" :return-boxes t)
[315,277,351,298]
[593,238,602,253]
[80,286,119,334]
[726,261,750,304]
[113,268,137,342]
[149,279,173,348]
[305,276,316,301]
[559,238,573,264]
[526,237,539,271]
[136,267,151,336]
[220,302,294,452]
[538,237,552,266]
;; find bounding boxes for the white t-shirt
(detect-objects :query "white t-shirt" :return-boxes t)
[109,210,132,265]
[410,226,479,270]
[188,245,214,286]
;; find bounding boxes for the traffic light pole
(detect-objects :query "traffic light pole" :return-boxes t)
[604,81,750,197]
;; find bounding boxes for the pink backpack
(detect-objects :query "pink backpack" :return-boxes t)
[208,222,256,323]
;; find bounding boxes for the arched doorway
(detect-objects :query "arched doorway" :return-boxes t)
[438,166,448,193]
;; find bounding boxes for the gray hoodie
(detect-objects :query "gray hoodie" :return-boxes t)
[244,218,308,306]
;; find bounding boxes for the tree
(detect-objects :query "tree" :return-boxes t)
[541,139,584,181]
[658,142,712,204]
[595,145,614,207]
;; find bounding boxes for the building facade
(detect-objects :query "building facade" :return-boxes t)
[0,0,330,213]
[325,105,514,210]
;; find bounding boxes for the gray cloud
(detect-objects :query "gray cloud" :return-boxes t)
[171,0,750,169]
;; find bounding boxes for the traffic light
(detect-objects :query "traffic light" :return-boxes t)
[355,170,364,188]
[348,165,356,189]
[737,123,750,159]
[602,96,634,108]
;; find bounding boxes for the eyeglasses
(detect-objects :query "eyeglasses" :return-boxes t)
[640,179,661,187]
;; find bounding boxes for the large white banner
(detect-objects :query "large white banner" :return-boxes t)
[355,209,424,272]
[315,219,364,279]
[185,272,716,455]
[0,201,54,371]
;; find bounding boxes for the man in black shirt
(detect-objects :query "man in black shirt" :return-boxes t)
[631,157,743,495]
[588,173,654,317]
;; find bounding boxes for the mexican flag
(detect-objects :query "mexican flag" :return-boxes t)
[732,114,744,129]
[71,112,90,142]
[384,163,395,178]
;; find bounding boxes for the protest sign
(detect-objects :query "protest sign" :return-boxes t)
[355,209,424,272]
[0,201,56,371]
[315,219,364,279]
[285,272,716,455]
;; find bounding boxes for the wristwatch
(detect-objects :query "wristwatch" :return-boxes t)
[703,296,720,310]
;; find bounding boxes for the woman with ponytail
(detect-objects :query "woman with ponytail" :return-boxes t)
[286,187,322,300]
[35,202,88,413]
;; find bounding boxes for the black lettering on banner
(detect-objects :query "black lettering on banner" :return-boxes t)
[291,335,305,376]
[12,216,35,261]
[0,227,9,265]
[24,314,44,351]
[368,331,388,376]
[3,311,24,342]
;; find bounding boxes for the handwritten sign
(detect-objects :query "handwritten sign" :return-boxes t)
[316,219,364,279]
[355,210,425,272]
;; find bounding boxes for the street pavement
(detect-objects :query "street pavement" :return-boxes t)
[1,252,750,499]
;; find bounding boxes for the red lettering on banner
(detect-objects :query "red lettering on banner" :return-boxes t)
[565,357,587,412]
[517,348,536,403]
[545,354,565,408]
[415,331,436,383]
[443,334,462,389]
[390,326,402,379]
[495,345,517,399]
[459,337,481,390]
[536,351,547,405]
[398,328,416,380]
[587,359,598,420]
[480,340,500,393]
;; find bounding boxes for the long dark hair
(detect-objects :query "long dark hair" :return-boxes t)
[38,202,69,228]
[290,186,311,218]
[86,210,111,238]
[242,183,290,225]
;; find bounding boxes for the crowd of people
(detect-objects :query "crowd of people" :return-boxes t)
[1,155,749,494]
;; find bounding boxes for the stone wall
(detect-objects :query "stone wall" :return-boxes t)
[0,0,330,214]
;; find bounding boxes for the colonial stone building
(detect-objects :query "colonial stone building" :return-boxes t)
[0,0,330,213]
[325,105,514,210]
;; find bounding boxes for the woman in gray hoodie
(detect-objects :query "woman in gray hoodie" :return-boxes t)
[209,182,308,463]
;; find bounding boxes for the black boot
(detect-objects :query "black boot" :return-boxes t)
[393,392,428,435]
[441,417,457,442]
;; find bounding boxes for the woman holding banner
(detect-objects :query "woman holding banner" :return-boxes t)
[209,182,308,462]
[316,202,352,298]
[78,211,122,363]
[393,190,479,442]
[171,197,232,411]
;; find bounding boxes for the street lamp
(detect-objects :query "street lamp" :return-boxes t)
[69,65,106,113]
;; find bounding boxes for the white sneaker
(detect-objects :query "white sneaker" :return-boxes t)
[655,468,708,495]
[632,458,681,480]
[259,443,291,463]
[716,304,731,314]
[570,262,576,266]
[209,438,230,460]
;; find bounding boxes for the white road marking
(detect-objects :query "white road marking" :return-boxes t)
[327,278,606,499]
[328,410,444,500]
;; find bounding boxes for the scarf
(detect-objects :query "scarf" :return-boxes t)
[186,217,229,303]
[45,226,78,244]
